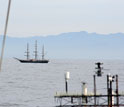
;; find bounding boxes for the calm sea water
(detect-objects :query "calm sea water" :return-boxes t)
[0,59,124,107]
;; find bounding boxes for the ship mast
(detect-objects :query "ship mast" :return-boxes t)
[42,45,45,60]
[34,40,38,60]
[25,43,30,60]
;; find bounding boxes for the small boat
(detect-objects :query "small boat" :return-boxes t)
[15,41,49,63]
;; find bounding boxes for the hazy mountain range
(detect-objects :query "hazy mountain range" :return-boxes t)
[0,31,124,59]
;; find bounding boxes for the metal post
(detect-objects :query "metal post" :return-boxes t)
[71,97,73,103]
[116,75,119,106]
[65,80,68,93]
[94,75,96,106]
[107,75,109,106]
[110,80,112,107]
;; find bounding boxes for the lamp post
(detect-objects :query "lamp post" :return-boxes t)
[65,72,70,93]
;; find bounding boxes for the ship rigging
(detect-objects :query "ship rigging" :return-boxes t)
[15,41,49,63]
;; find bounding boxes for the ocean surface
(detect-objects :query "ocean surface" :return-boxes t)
[0,59,124,107]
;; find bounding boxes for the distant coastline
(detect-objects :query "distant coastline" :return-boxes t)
[0,31,124,59]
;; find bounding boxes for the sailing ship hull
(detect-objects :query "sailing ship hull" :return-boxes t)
[19,60,49,63]
[15,58,49,63]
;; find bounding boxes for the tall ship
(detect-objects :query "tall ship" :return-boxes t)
[15,41,49,63]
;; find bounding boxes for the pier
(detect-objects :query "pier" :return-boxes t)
[54,63,124,107]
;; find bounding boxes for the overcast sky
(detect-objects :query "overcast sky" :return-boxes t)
[0,0,124,37]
